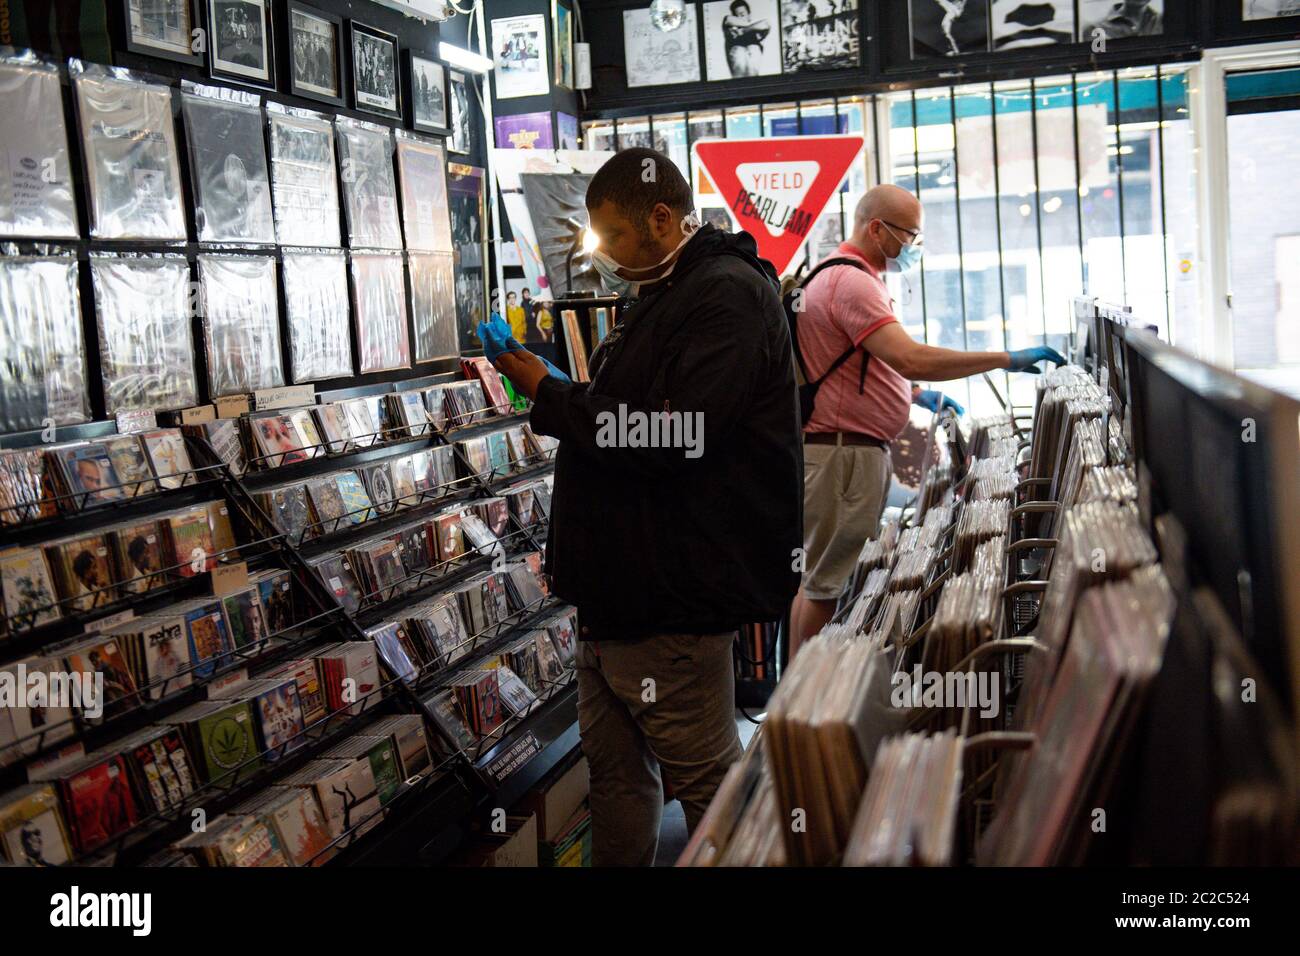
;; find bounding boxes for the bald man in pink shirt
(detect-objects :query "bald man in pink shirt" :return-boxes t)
[789,184,1065,654]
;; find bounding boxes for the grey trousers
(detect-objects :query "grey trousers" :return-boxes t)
[576,631,743,867]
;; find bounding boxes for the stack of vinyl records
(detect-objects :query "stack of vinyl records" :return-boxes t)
[953,498,1009,571]
[764,624,903,865]
[1054,416,1106,517]
[966,413,1016,460]
[1078,464,1138,505]
[979,567,1174,865]
[842,730,963,867]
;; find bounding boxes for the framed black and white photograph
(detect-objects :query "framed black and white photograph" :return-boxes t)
[1242,0,1300,21]
[349,21,401,119]
[409,52,448,134]
[703,0,781,80]
[991,0,1074,50]
[1079,0,1162,40]
[207,0,275,88]
[448,69,471,155]
[779,0,860,72]
[123,0,203,66]
[910,0,990,59]
[288,1,344,106]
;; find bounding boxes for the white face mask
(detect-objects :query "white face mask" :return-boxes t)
[590,212,702,297]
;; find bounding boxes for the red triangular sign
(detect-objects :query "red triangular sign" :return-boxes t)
[692,135,865,277]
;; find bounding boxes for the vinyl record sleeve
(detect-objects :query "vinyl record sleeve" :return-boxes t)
[71,61,187,241]
[407,252,459,364]
[350,251,411,373]
[180,84,275,244]
[0,52,80,239]
[198,253,285,397]
[90,254,199,414]
[282,248,353,382]
[394,131,454,253]
[0,256,90,433]
[267,104,342,247]
[334,116,402,249]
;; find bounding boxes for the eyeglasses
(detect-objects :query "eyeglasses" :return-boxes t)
[881,220,924,247]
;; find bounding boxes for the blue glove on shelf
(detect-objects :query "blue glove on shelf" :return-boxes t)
[477,319,572,383]
[1007,345,1067,373]
[914,390,964,416]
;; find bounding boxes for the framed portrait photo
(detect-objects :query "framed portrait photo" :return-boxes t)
[448,69,471,155]
[287,1,344,106]
[123,0,203,66]
[207,0,275,88]
[408,52,448,134]
[349,21,401,119]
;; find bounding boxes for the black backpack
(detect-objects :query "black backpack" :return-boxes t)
[782,256,873,426]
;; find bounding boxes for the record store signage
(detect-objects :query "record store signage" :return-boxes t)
[692,135,865,277]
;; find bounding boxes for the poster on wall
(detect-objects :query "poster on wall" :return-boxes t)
[554,2,575,88]
[780,0,859,72]
[1079,0,1162,39]
[990,0,1074,49]
[491,14,550,98]
[449,70,472,154]
[909,0,990,58]
[624,5,701,87]
[1242,1,1300,20]
[495,112,555,150]
[703,0,782,80]
[556,112,580,150]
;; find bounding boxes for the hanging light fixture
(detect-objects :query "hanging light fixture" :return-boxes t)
[649,0,687,31]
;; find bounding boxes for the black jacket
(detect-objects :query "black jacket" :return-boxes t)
[530,224,803,641]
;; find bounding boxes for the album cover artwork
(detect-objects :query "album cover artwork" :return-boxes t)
[251,414,310,469]
[991,0,1074,49]
[180,88,276,243]
[103,435,158,498]
[306,476,348,534]
[703,0,781,79]
[267,106,342,247]
[256,570,297,635]
[408,253,460,365]
[56,753,139,854]
[342,399,379,449]
[64,638,138,716]
[334,471,374,525]
[312,404,350,453]
[72,65,187,240]
[184,601,234,679]
[137,614,191,698]
[55,443,124,508]
[0,784,73,866]
[910,0,991,58]
[422,690,476,754]
[53,534,116,612]
[141,429,194,491]
[115,519,166,595]
[250,679,306,759]
[360,463,397,516]
[623,5,701,87]
[0,547,61,629]
[389,456,418,508]
[0,56,80,239]
[222,588,268,649]
[167,506,215,576]
[434,511,464,562]
[265,484,313,542]
[395,134,454,253]
[289,409,324,459]
[311,555,363,615]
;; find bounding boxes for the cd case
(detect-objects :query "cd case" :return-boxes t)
[90,253,199,414]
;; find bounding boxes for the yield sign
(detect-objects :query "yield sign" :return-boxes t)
[692,135,865,276]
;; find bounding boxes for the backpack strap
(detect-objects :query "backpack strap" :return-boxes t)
[792,256,872,386]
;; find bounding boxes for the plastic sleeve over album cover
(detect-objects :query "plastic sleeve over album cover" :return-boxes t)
[90,253,199,413]
[282,247,354,383]
[180,83,276,245]
[198,253,285,397]
[350,250,412,373]
[394,130,454,254]
[0,51,80,239]
[268,103,342,248]
[408,252,459,364]
[0,253,90,432]
[70,60,188,242]
[335,115,404,250]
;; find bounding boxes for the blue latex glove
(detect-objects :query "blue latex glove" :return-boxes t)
[1007,346,1067,373]
[477,319,571,383]
[914,389,964,416]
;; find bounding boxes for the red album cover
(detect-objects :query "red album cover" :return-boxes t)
[59,754,139,855]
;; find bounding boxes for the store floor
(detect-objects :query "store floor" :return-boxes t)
[653,710,761,866]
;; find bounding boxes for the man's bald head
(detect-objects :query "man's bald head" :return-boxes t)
[848,184,923,269]
[853,184,922,234]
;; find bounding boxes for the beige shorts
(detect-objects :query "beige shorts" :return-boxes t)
[801,442,892,601]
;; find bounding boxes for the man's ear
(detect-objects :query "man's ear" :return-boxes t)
[648,202,675,241]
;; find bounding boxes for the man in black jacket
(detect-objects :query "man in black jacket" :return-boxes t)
[482,148,802,865]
